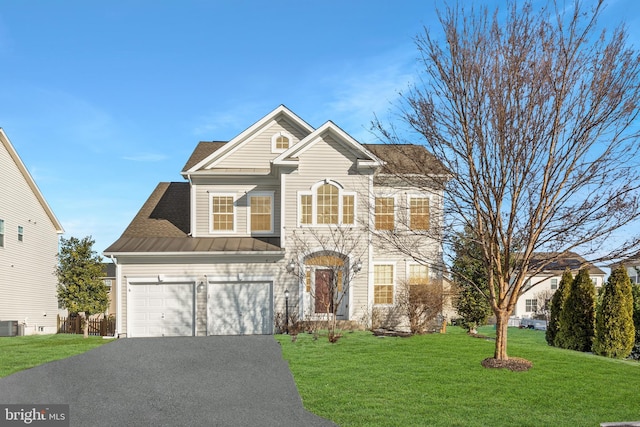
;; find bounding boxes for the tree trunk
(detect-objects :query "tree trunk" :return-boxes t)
[81,312,89,339]
[494,311,509,360]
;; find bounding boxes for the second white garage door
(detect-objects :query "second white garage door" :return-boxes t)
[208,282,273,335]
[128,282,195,337]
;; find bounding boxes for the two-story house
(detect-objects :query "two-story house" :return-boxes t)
[104,106,445,337]
[513,252,606,320]
[0,129,64,335]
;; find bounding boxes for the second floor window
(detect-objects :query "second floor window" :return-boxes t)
[410,197,430,230]
[550,278,558,290]
[299,181,356,226]
[0,219,4,247]
[525,299,537,312]
[249,194,273,233]
[17,226,24,242]
[375,197,395,230]
[211,195,235,232]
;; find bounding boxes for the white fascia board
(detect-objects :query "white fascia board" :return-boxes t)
[186,105,315,173]
[273,121,384,167]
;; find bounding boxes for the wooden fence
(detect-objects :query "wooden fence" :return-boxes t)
[57,315,115,337]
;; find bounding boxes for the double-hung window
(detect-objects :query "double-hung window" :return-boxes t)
[0,219,4,247]
[373,264,394,305]
[17,226,24,242]
[525,299,537,312]
[248,192,274,234]
[210,194,235,232]
[409,197,430,230]
[409,264,429,285]
[375,197,395,230]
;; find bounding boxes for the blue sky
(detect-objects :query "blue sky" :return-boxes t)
[1,0,638,257]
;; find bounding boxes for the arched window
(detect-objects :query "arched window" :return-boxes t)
[298,180,356,226]
[317,184,339,224]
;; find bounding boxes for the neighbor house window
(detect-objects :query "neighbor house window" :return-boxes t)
[249,193,274,233]
[17,226,24,242]
[271,132,292,152]
[550,278,558,290]
[298,181,356,226]
[0,219,4,247]
[374,264,394,305]
[592,278,598,287]
[409,264,429,285]
[410,197,430,230]
[525,299,537,312]
[375,197,394,230]
[104,279,112,290]
[210,195,235,232]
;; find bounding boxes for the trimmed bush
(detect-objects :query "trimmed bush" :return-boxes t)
[546,268,573,346]
[593,266,635,358]
[557,269,596,352]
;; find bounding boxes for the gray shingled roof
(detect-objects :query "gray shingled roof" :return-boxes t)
[181,141,227,172]
[363,144,448,175]
[104,182,282,254]
[528,252,606,276]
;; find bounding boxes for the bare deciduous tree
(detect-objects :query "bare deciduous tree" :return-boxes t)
[288,226,367,342]
[374,0,640,361]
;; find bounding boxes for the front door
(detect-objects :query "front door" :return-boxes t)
[314,269,334,314]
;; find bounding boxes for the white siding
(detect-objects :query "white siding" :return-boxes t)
[0,133,61,334]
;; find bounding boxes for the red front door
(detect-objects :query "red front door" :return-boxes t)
[314,269,334,313]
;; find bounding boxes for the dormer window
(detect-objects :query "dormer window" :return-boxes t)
[271,131,292,153]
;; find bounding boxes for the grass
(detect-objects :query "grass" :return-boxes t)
[0,334,110,378]
[276,326,640,426]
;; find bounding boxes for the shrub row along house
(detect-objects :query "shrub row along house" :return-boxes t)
[104,106,447,337]
[0,129,64,335]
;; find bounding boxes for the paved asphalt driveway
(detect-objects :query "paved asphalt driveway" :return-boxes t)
[0,336,336,426]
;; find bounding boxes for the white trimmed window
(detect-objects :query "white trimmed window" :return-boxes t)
[409,264,429,285]
[210,194,236,232]
[17,226,24,242]
[271,131,292,153]
[525,299,537,312]
[375,197,395,230]
[0,219,4,247]
[298,180,356,226]
[374,264,395,305]
[248,192,274,234]
[550,278,558,290]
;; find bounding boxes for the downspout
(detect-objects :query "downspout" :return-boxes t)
[108,255,122,338]
[186,173,196,237]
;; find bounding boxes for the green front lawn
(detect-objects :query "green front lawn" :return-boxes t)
[277,326,640,426]
[0,334,109,378]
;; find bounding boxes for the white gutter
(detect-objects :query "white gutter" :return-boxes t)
[107,255,122,338]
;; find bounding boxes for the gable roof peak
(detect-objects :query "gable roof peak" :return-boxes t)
[183,105,315,174]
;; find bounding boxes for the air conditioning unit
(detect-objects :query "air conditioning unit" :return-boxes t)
[0,321,18,337]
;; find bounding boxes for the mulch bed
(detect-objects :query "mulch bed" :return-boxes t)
[481,357,533,372]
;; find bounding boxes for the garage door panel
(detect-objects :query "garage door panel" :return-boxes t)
[208,282,273,335]
[129,282,195,337]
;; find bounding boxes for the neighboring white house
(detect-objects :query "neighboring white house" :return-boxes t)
[513,252,606,319]
[104,105,446,337]
[0,129,64,335]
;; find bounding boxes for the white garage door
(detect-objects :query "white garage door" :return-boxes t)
[208,282,273,335]
[129,282,195,337]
